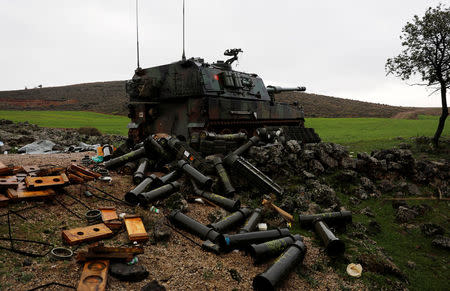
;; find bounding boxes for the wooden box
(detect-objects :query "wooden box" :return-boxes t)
[124,216,149,242]
[62,223,113,245]
[77,260,109,291]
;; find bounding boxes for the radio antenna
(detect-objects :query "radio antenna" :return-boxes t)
[182,0,186,61]
[135,0,140,68]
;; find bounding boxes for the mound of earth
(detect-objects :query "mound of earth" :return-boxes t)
[0,119,126,153]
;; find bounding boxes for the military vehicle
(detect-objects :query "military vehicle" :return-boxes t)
[125,48,320,151]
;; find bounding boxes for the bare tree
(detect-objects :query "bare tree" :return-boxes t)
[386,4,449,147]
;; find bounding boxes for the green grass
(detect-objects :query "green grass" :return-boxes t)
[307,115,449,153]
[339,195,450,290]
[1,111,448,153]
[0,110,129,135]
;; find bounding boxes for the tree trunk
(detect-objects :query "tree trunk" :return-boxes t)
[432,83,448,147]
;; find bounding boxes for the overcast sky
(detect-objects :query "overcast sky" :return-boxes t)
[0,0,445,107]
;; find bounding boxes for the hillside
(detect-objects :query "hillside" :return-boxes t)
[0,81,440,118]
[0,81,128,115]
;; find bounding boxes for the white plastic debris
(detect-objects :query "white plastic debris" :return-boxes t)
[257,223,267,231]
[194,198,205,204]
[119,213,127,219]
[346,263,363,277]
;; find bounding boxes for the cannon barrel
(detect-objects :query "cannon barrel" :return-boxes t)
[266,85,306,94]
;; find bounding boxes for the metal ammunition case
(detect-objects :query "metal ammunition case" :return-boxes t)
[232,136,260,156]
[144,136,172,162]
[314,219,345,256]
[167,137,211,174]
[104,147,146,169]
[253,240,307,291]
[125,174,160,204]
[222,228,291,251]
[159,170,179,185]
[138,181,181,205]
[194,188,240,212]
[298,211,352,228]
[209,208,252,232]
[249,234,302,263]
[133,158,150,185]
[122,161,138,175]
[239,208,262,233]
[213,156,235,196]
[169,210,224,245]
[177,160,213,188]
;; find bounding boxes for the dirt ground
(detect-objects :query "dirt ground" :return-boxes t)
[391,107,443,119]
[0,153,364,291]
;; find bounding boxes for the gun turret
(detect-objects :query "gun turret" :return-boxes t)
[266,86,306,95]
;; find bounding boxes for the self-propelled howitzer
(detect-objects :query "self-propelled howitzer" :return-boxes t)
[125,49,320,146]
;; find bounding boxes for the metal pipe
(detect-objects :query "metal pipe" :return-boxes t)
[193,188,240,212]
[201,131,247,141]
[249,234,302,264]
[122,161,138,175]
[209,208,252,233]
[177,160,213,189]
[213,156,235,196]
[314,219,345,257]
[232,136,259,156]
[138,181,181,205]
[222,228,290,251]
[298,211,352,228]
[169,210,224,245]
[144,136,172,162]
[124,174,160,204]
[159,170,179,185]
[104,147,146,169]
[239,208,262,233]
[253,240,307,291]
[133,158,150,184]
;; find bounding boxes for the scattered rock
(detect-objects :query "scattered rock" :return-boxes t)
[207,209,226,223]
[309,160,325,173]
[349,197,361,205]
[395,206,418,223]
[354,187,368,200]
[141,280,166,291]
[285,140,301,153]
[164,193,188,211]
[359,252,406,280]
[153,219,172,242]
[309,182,339,207]
[360,177,375,191]
[367,220,381,235]
[229,269,242,283]
[110,263,149,282]
[406,261,416,269]
[360,207,375,218]
[420,223,445,237]
[391,200,407,209]
[432,236,450,250]
[338,170,358,183]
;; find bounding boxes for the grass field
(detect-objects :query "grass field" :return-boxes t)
[0,110,129,135]
[1,110,448,152]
